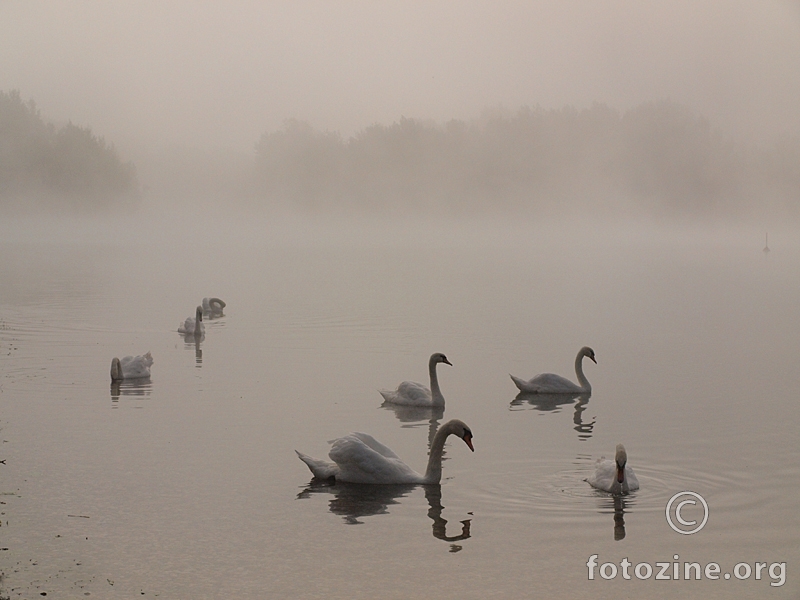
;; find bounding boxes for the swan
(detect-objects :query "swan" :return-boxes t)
[587,444,639,493]
[202,297,226,315]
[296,418,474,485]
[178,306,204,336]
[510,346,596,394]
[110,352,153,381]
[379,353,452,407]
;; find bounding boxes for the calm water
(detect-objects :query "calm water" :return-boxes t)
[0,215,798,599]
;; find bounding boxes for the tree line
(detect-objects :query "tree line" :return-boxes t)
[254,102,800,218]
[0,90,139,211]
[2,88,797,219]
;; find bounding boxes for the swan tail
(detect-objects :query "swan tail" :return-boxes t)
[509,374,536,392]
[295,450,338,480]
[378,389,396,403]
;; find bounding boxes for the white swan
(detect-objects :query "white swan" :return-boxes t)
[510,346,596,394]
[202,297,226,315]
[379,353,452,407]
[296,419,474,484]
[110,352,153,381]
[178,306,204,336]
[587,444,639,493]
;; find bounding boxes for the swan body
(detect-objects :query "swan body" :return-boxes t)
[178,306,205,336]
[379,353,452,407]
[110,352,153,381]
[202,297,226,315]
[510,346,596,394]
[296,419,474,485]
[587,444,639,493]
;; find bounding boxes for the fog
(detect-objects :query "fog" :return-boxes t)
[1,1,799,222]
[3,6,800,597]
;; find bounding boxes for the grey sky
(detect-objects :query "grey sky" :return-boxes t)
[2,1,798,153]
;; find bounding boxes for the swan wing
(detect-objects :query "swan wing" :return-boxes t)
[119,353,152,378]
[178,318,205,334]
[379,381,433,406]
[347,432,402,459]
[328,434,421,484]
[587,459,639,493]
[510,373,580,393]
[624,466,640,491]
[526,373,583,393]
[587,458,616,491]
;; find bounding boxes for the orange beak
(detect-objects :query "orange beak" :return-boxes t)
[464,433,474,452]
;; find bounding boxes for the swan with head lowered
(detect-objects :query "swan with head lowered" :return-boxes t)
[202,297,226,316]
[379,353,452,407]
[510,346,596,394]
[178,306,204,336]
[587,444,639,493]
[296,419,474,484]
[110,352,153,381]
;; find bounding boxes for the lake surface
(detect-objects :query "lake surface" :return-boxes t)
[0,214,797,599]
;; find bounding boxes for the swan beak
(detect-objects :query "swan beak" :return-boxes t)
[616,463,625,484]
[463,433,474,452]
[590,355,597,364]
[444,358,453,366]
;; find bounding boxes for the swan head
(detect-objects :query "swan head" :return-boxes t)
[110,357,123,381]
[431,352,453,367]
[442,419,474,451]
[615,444,627,483]
[462,428,474,451]
[581,346,597,364]
[196,306,203,321]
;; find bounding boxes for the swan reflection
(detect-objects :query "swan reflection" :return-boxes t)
[510,392,595,440]
[572,396,594,441]
[181,335,203,365]
[110,379,152,405]
[593,494,633,541]
[424,485,471,552]
[380,402,443,449]
[297,481,472,549]
[297,480,415,525]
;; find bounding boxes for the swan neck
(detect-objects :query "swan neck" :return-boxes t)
[429,358,444,405]
[111,358,122,381]
[425,429,450,483]
[575,353,591,391]
[424,425,451,484]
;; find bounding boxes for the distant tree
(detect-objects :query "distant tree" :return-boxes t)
[0,89,139,211]
[47,122,137,200]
